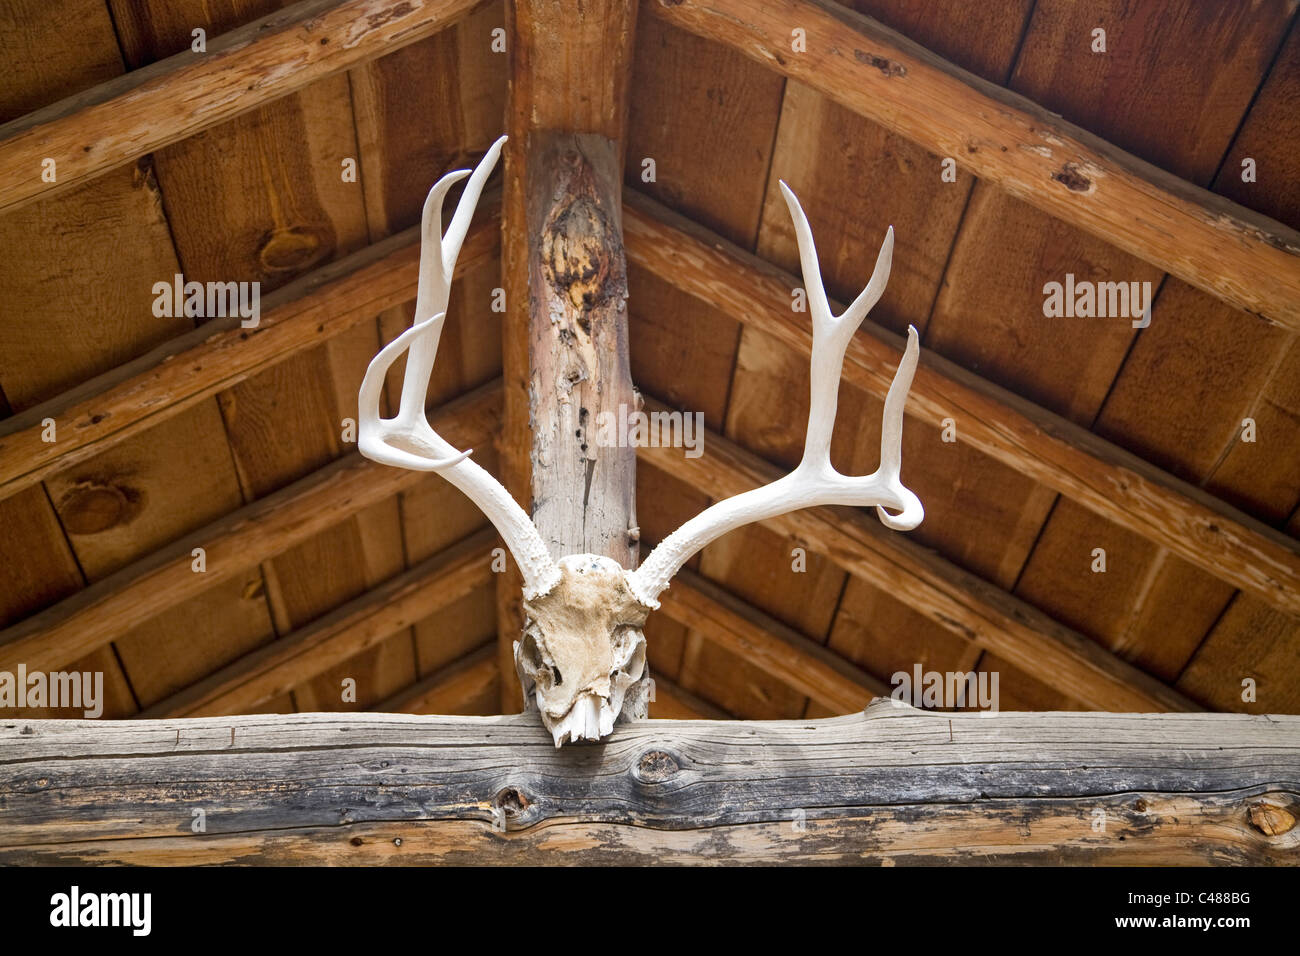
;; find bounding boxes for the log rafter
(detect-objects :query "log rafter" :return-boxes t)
[648,0,1300,330]
[639,395,1199,714]
[624,192,1300,618]
[0,0,485,215]
[4,196,1293,620]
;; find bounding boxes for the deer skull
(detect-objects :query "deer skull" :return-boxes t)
[358,136,924,745]
[515,554,650,745]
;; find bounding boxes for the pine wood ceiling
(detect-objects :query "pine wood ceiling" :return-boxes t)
[0,0,1297,721]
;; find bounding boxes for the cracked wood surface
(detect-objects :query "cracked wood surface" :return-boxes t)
[2,701,1296,864]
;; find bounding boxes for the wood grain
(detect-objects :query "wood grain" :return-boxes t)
[647,0,1300,330]
[0,205,499,502]
[1,703,1294,864]
[0,384,501,675]
[0,0,484,214]
[623,191,1300,616]
[637,395,1197,713]
[525,132,637,563]
[624,13,786,249]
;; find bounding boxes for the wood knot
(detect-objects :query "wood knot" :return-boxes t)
[493,786,531,818]
[542,196,621,313]
[854,50,907,78]
[1052,163,1092,193]
[1247,801,1296,837]
[257,224,333,275]
[635,749,680,783]
[58,481,138,535]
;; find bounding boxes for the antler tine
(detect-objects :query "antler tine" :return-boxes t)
[781,179,893,471]
[357,136,561,598]
[396,135,507,420]
[875,325,924,531]
[627,183,923,608]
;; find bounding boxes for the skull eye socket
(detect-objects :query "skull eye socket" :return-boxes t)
[553,666,563,686]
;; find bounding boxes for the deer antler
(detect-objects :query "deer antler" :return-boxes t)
[358,136,561,599]
[628,181,924,607]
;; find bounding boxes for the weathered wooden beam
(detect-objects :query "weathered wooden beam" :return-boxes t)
[661,569,887,712]
[624,191,1300,618]
[142,530,496,718]
[0,384,500,676]
[0,203,498,502]
[0,0,485,215]
[648,0,1300,330]
[499,0,640,708]
[2,705,1294,864]
[638,395,1199,714]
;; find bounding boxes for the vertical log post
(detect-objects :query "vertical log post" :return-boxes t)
[499,0,639,709]
[525,133,636,561]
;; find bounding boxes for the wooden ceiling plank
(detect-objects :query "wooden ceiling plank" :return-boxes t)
[412,581,498,677]
[0,206,499,502]
[0,2,206,721]
[143,529,495,717]
[638,394,1198,713]
[624,14,787,250]
[374,642,499,715]
[659,568,887,713]
[647,0,1300,331]
[103,1,410,707]
[624,191,1300,617]
[0,383,501,676]
[0,0,486,215]
[827,574,985,698]
[936,4,1300,690]
[648,672,731,720]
